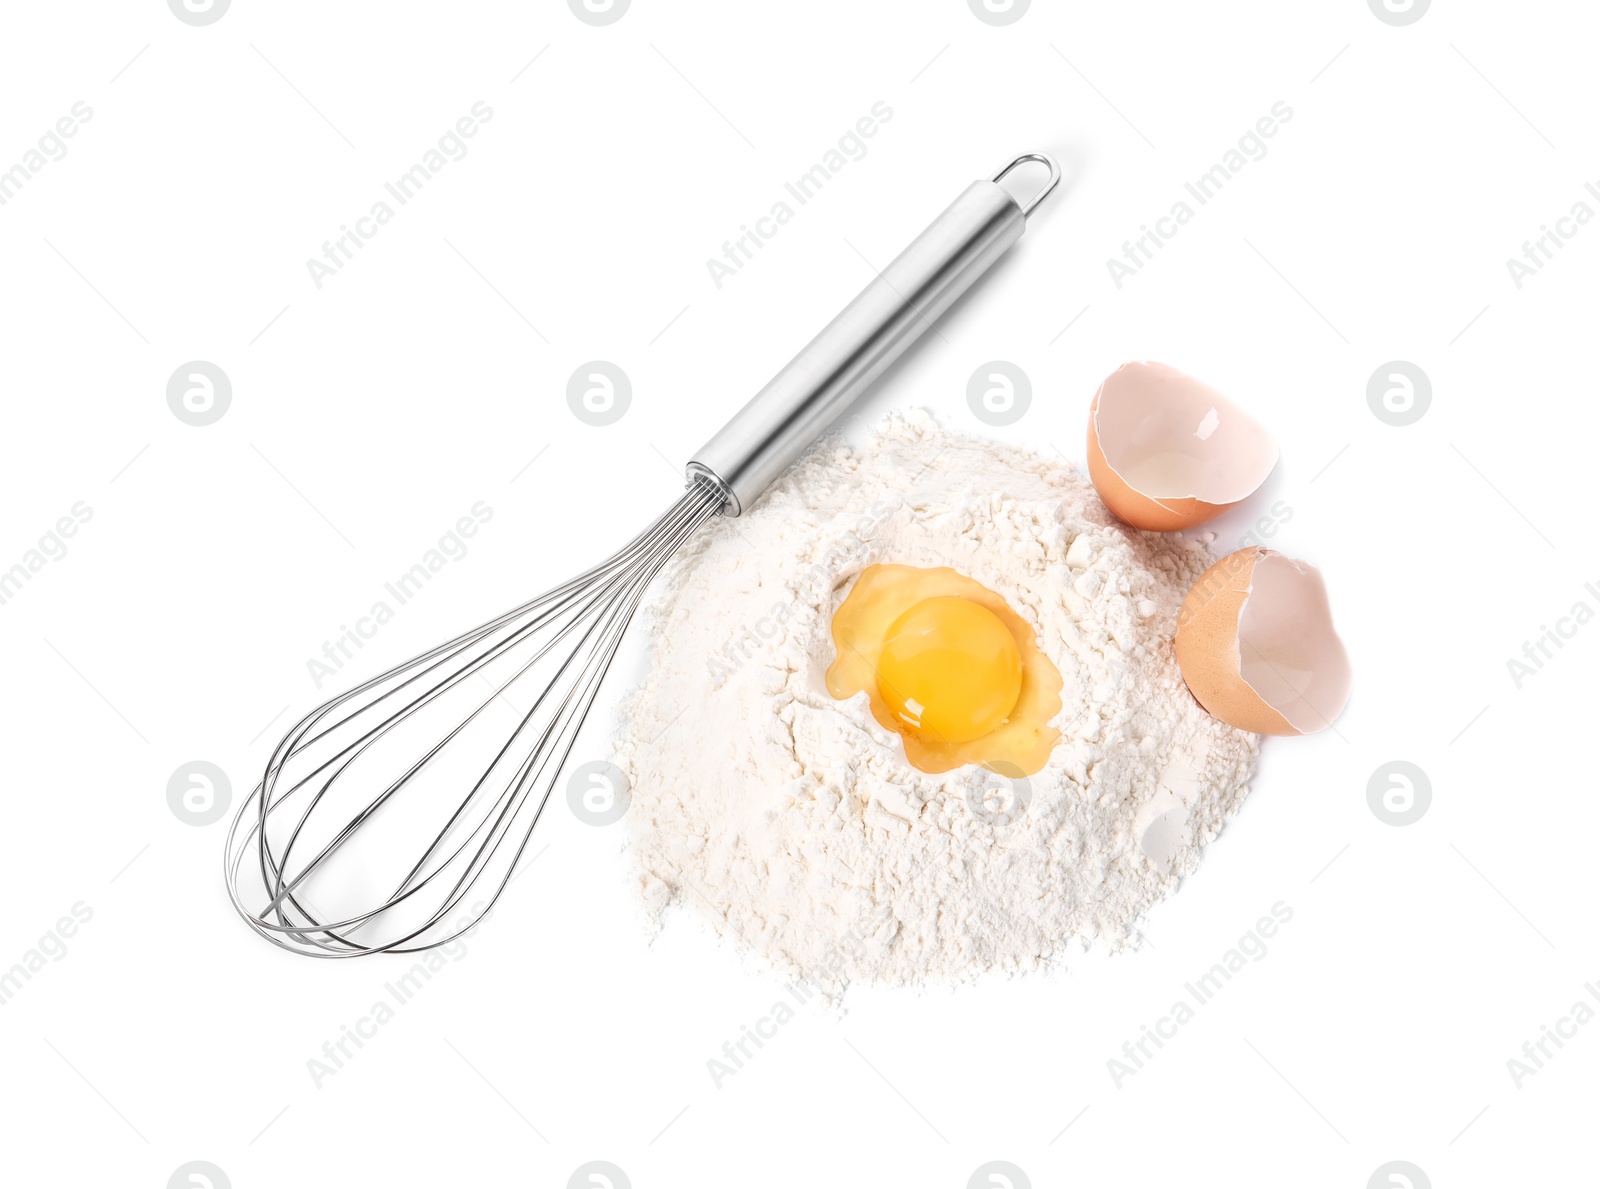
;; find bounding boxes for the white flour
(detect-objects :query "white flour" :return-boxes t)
[615,412,1258,993]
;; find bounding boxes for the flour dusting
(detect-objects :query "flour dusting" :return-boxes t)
[615,412,1258,993]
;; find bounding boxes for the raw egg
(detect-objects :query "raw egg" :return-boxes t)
[1087,361,1278,531]
[826,565,1062,775]
[1175,547,1352,735]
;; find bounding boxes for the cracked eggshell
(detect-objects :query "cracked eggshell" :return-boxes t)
[1175,547,1352,736]
[1087,362,1279,532]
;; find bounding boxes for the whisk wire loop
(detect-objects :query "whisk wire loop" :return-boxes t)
[224,478,725,958]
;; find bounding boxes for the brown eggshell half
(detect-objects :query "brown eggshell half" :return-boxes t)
[1087,362,1278,532]
[1175,548,1352,736]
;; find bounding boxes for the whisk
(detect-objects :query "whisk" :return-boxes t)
[225,153,1062,957]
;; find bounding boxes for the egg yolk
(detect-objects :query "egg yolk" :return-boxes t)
[875,597,1022,743]
[827,564,1062,775]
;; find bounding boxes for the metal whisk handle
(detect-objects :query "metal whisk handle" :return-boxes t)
[687,153,1061,515]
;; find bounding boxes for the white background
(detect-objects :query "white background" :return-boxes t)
[1,0,1594,1185]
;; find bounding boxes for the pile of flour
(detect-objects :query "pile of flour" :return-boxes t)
[615,411,1258,993]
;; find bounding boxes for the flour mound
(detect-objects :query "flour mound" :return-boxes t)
[615,412,1258,993]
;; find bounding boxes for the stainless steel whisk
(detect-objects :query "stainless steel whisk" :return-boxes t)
[225,154,1061,957]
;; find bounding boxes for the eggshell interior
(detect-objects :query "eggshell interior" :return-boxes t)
[1235,552,1352,735]
[1088,362,1278,531]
